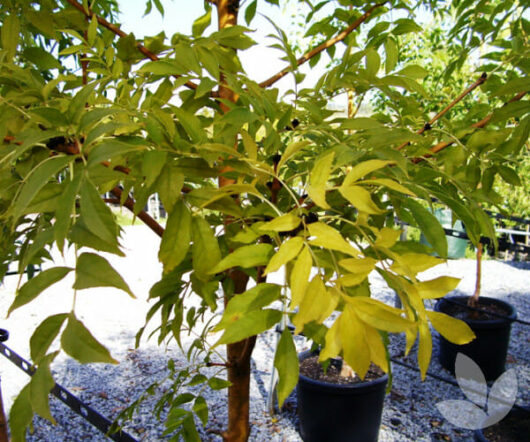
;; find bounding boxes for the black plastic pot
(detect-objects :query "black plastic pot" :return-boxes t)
[435,296,516,381]
[297,351,388,442]
[474,406,530,441]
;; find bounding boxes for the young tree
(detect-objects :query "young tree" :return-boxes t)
[0,0,528,441]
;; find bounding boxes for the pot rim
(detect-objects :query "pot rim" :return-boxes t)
[435,295,517,328]
[298,350,389,392]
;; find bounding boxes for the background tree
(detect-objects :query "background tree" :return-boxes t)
[0,0,528,441]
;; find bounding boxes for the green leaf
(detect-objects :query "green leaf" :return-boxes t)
[12,155,72,223]
[365,48,381,77]
[427,311,475,345]
[274,329,299,408]
[173,107,204,143]
[357,178,415,196]
[493,77,530,97]
[159,200,192,273]
[259,212,301,232]
[385,38,398,74]
[343,160,393,186]
[23,47,61,70]
[139,60,186,76]
[61,313,118,364]
[29,352,57,422]
[9,385,32,442]
[215,309,282,345]
[8,267,72,316]
[215,283,281,330]
[192,217,222,279]
[209,244,274,274]
[69,219,124,256]
[339,185,385,215]
[265,237,304,275]
[193,396,208,426]
[55,173,83,253]
[403,199,447,258]
[417,276,460,299]
[208,377,232,390]
[308,222,360,256]
[30,314,68,364]
[192,8,212,36]
[397,64,429,79]
[73,252,133,296]
[87,15,98,46]
[278,140,311,169]
[88,140,146,166]
[240,130,257,160]
[79,178,119,246]
[67,83,96,123]
[245,0,258,25]
[2,14,20,61]
[289,244,312,309]
[155,166,184,213]
[308,152,334,209]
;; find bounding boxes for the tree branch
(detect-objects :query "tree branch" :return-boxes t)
[258,3,385,89]
[397,73,488,151]
[64,0,199,91]
[411,91,528,163]
[110,186,165,238]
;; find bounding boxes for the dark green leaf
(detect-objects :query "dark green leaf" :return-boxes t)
[274,329,299,407]
[207,377,232,390]
[73,252,133,296]
[8,267,72,316]
[159,200,192,273]
[54,173,83,253]
[61,313,118,364]
[30,314,68,363]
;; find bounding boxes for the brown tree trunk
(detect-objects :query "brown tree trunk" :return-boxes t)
[215,2,256,441]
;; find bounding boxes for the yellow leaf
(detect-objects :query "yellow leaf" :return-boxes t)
[417,276,460,299]
[374,227,401,248]
[292,276,336,333]
[418,320,432,380]
[308,222,360,257]
[337,273,369,287]
[338,257,377,274]
[307,152,334,209]
[391,253,444,277]
[339,185,386,214]
[265,237,304,275]
[319,319,342,362]
[427,310,475,345]
[259,211,301,232]
[341,306,371,379]
[290,245,312,309]
[347,297,413,332]
[364,324,389,373]
[343,160,394,186]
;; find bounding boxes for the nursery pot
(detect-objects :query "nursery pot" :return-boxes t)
[474,406,530,441]
[297,351,388,442]
[435,296,516,381]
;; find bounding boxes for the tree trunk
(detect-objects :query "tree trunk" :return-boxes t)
[215,2,256,441]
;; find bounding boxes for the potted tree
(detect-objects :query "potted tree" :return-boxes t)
[0,0,527,441]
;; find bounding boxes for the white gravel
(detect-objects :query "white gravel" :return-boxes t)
[0,225,528,441]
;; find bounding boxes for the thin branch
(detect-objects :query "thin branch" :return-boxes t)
[397,73,488,151]
[258,3,385,88]
[64,0,199,91]
[413,91,528,162]
[110,186,165,237]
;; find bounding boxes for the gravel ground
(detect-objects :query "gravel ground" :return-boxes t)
[0,225,528,441]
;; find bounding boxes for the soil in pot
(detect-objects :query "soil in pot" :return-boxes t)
[476,408,530,442]
[435,296,516,381]
[297,352,387,442]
